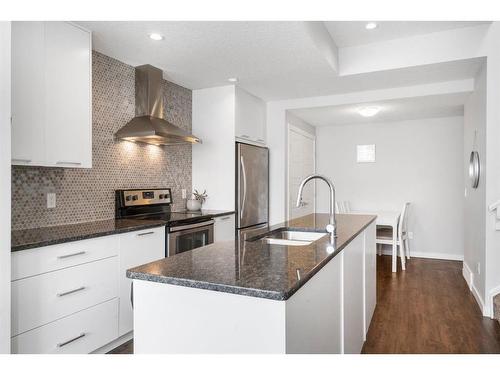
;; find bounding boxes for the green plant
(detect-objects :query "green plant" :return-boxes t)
[193,189,208,204]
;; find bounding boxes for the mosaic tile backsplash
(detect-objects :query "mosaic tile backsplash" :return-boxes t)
[12,51,192,230]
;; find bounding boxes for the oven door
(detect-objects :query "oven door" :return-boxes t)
[167,220,214,257]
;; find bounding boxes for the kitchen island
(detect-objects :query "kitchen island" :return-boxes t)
[127,213,377,354]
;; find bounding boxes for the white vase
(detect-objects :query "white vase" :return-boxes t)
[186,199,202,211]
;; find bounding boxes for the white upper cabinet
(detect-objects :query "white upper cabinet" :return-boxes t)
[11,22,92,168]
[235,87,266,145]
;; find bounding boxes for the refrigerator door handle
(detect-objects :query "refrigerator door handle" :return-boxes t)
[240,155,247,219]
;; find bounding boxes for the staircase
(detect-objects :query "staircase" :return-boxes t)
[495,294,500,325]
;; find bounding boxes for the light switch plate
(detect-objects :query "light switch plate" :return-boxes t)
[181,189,187,199]
[47,193,56,209]
[408,232,414,239]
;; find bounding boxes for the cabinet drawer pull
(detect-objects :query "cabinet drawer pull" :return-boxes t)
[240,134,250,138]
[56,161,82,166]
[137,231,155,236]
[57,251,86,259]
[57,286,86,297]
[220,216,231,221]
[257,138,265,143]
[57,333,86,348]
[12,158,32,163]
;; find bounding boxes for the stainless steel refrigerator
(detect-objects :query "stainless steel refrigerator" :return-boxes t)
[236,142,269,236]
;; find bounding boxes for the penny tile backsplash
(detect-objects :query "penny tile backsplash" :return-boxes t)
[12,51,192,230]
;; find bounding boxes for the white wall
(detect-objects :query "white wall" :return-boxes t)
[463,65,487,303]
[481,23,500,314]
[316,117,464,260]
[192,85,236,210]
[0,21,11,353]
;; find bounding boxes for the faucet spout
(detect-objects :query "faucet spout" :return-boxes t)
[296,174,337,242]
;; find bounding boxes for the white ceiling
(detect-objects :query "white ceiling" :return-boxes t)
[289,93,469,127]
[77,21,486,101]
[325,21,491,47]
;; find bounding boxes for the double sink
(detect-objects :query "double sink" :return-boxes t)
[250,228,327,246]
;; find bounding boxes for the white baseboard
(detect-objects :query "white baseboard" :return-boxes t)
[92,331,133,354]
[462,261,489,317]
[462,261,473,289]
[379,248,463,261]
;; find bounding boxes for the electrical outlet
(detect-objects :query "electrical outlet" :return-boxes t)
[477,262,481,275]
[181,189,187,199]
[408,232,414,239]
[47,193,56,209]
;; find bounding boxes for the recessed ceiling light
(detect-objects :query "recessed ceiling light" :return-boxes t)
[365,22,378,30]
[358,106,381,117]
[228,77,239,83]
[149,33,164,41]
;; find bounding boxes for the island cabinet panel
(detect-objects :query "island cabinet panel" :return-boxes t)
[285,251,343,354]
[118,227,165,337]
[133,280,287,354]
[364,222,377,338]
[343,234,365,354]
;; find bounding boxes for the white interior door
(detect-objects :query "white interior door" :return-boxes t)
[288,125,316,220]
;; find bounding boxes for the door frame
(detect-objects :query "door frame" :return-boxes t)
[286,123,316,221]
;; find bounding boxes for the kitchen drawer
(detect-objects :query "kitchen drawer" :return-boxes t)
[12,234,119,281]
[118,227,165,336]
[12,256,118,336]
[11,298,118,354]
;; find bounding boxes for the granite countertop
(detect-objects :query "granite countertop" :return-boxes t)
[127,213,377,301]
[11,218,168,252]
[11,209,235,252]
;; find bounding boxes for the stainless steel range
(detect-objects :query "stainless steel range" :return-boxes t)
[115,188,214,257]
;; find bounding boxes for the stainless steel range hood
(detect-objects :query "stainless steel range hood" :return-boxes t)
[115,64,202,145]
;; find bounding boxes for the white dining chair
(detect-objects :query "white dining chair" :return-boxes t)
[376,202,411,270]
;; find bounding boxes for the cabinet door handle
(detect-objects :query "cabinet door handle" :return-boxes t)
[57,251,86,260]
[240,134,250,139]
[56,161,82,166]
[257,138,265,143]
[57,286,86,297]
[137,231,155,236]
[220,216,231,221]
[12,158,32,163]
[57,333,86,348]
[130,282,134,309]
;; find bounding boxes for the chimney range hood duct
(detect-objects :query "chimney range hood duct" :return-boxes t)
[115,64,202,145]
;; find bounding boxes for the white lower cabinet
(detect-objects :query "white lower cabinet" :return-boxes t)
[214,214,235,242]
[11,256,118,336]
[364,222,377,339]
[343,233,366,354]
[118,227,165,336]
[11,299,118,354]
[11,226,165,354]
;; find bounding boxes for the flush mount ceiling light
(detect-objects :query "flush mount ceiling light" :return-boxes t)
[149,33,164,41]
[358,106,381,117]
[228,77,239,83]
[365,22,378,30]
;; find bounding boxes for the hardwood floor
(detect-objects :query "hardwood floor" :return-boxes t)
[362,256,500,354]
[108,339,133,354]
[108,256,500,354]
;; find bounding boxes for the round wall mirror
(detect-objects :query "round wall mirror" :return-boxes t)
[469,151,480,189]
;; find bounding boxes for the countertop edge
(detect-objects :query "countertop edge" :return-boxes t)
[11,222,167,252]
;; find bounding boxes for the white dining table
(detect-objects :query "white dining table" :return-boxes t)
[350,210,401,273]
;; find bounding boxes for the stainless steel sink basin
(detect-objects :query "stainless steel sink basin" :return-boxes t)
[260,230,326,246]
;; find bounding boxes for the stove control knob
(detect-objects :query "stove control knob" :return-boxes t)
[125,195,132,201]
[132,195,138,201]
[159,194,165,199]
